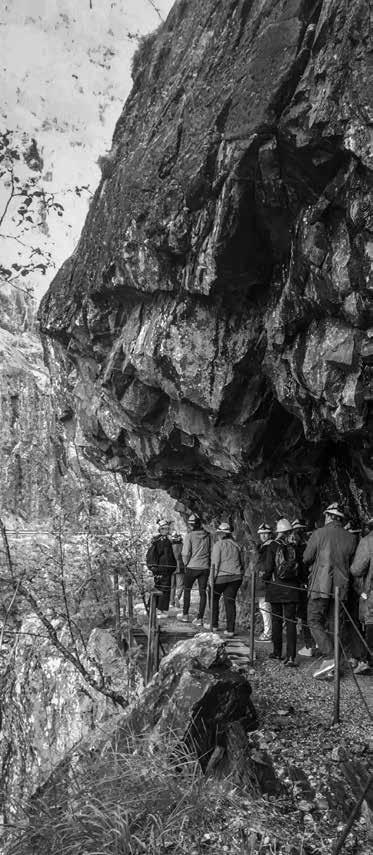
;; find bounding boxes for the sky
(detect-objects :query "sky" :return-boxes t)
[0,0,174,301]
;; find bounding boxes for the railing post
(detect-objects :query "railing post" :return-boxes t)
[127,582,134,649]
[333,586,340,725]
[154,624,161,673]
[250,571,256,664]
[145,592,157,685]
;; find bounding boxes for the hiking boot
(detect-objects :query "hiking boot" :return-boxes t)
[353,661,370,675]
[192,618,204,627]
[258,633,272,642]
[284,658,298,668]
[314,658,335,679]
[177,613,190,623]
[298,646,313,657]
[156,611,169,620]
[223,630,235,638]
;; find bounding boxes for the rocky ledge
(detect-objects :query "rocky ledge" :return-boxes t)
[39,0,373,524]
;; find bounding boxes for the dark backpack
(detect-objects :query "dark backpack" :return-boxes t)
[275,543,298,581]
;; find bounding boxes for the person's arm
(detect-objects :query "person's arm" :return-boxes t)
[350,539,370,578]
[210,541,220,582]
[182,533,192,567]
[303,532,317,566]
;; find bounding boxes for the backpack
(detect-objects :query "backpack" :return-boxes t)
[275,542,298,581]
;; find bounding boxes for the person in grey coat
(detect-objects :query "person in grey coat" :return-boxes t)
[350,517,373,673]
[210,522,244,637]
[177,513,211,626]
[303,502,356,678]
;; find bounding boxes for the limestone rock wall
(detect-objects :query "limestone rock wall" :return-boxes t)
[39,0,373,525]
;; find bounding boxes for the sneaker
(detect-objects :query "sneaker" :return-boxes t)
[192,618,204,627]
[284,658,298,668]
[223,630,234,638]
[298,646,313,657]
[353,661,370,675]
[259,633,272,642]
[314,658,335,679]
[156,611,169,620]
[176,613,190,623]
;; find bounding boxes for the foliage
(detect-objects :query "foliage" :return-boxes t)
[0,130,63,289]
[5,730,309,855]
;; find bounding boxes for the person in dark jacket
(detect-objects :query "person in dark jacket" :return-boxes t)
[178,513,210,626]
[255,523,274,641]
[146,519,176,618]
[264,518,300,666]
[210,521,244,637]
[170,530,184,608]
[350,517,373,673]
[303,502,356,679]
[292,518,316,657]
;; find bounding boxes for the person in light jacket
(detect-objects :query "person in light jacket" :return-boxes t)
[303,502,356,679]
[210,522,244,638]
[177,513,211,626]
[255,523,274,641]
[350,517,373,673]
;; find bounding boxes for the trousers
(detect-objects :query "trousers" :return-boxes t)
[259,596,272,636]
[170,571,184,605]
[212,579,242,632]
[270,602,297,659]
[297,588,314,649]
[154,572,171,612]
[183,568,209,619]
[307,597,346,657]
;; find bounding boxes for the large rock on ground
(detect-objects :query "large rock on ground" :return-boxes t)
[39,0,373,524]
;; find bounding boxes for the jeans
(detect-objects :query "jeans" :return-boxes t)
[170,571,184,606]
[212,579,242,632]
[307,597,346,657]
[259,596,272,636]
[183,568,209,619]
[270,602,297,659]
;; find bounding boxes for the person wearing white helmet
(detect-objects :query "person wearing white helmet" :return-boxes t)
[349,517,373,674]
[146,519,176,618]
[255,523,274,642]
[303,502,356,679]
[170,530,184,608]
[178,513,211,626]
[263,518,300,666]
[210,522,244,637]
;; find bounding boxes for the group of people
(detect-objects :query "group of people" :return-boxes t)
[146,514,243,638]
[146,503,373,675]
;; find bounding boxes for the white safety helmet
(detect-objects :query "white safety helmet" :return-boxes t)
[257,522,272,534]
[275,518,293,535]
[157,518,171,528]
[216,522,232,533]
[292,519,307,530]
[324,503,344,518]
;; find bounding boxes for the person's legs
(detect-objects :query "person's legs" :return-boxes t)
[212,583,223,628]
[197,571,209,619]
[223,579,241,633]
[176,572,184,605]
[298,589,314,649]
[284,602,297,660]
[182,569,198,615]
[170,572,176,607]
[307,597,334,657]
[366,624,373,665]
[270,603,283,657]
[156,573,171,612]
[259,596,272,638]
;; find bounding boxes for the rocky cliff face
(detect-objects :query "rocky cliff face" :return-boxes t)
[40,0,373,525]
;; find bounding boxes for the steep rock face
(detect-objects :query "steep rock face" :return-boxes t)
[0,283,63,521]
[40,0,373,523]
